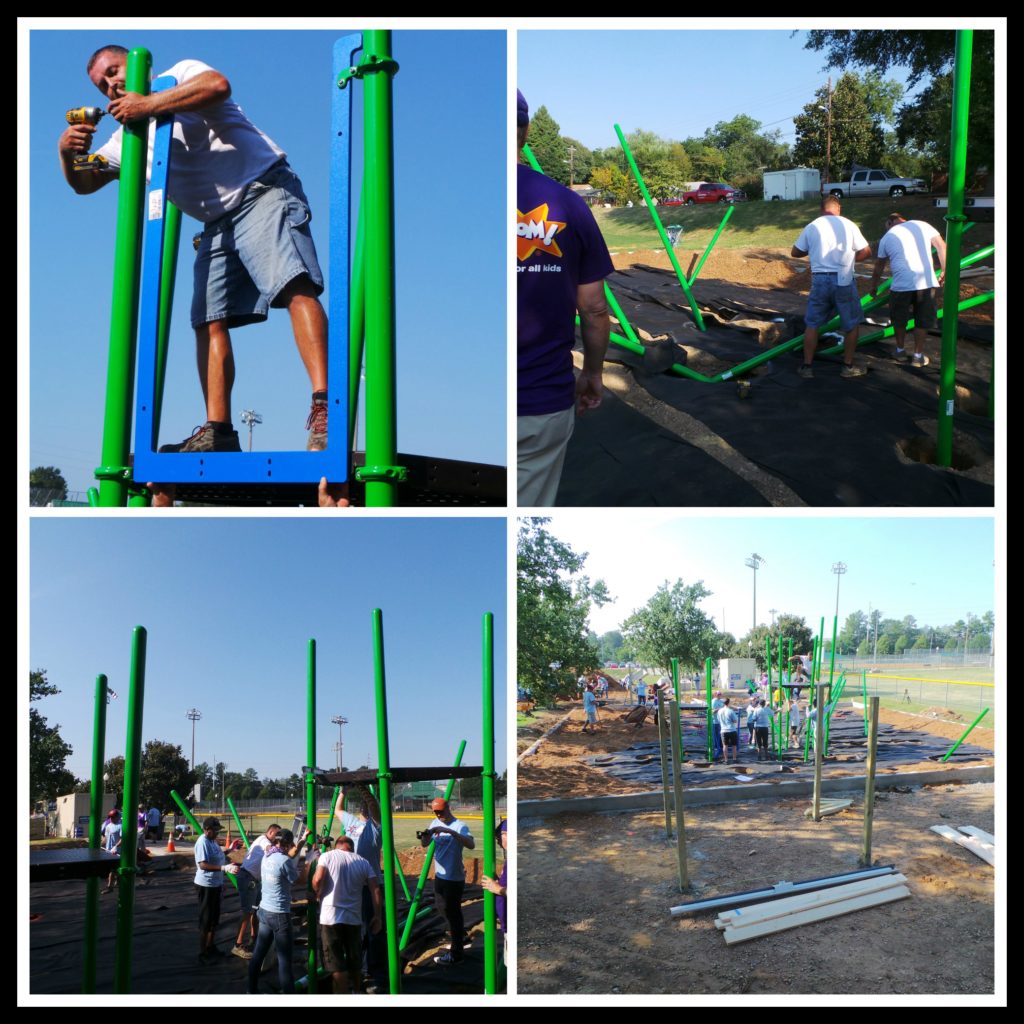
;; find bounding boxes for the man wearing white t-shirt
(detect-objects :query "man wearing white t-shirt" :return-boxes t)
[792,197,873,379]
[313,836,382,993]
[58,45,331,458]
[422,798,475,966]
[870,213,947,368]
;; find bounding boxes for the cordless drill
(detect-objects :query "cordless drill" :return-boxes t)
[65,106,110,171]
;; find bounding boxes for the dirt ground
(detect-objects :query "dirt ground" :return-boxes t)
[518,782,995,996]
[517,691,995,801]
[517,690,997,996]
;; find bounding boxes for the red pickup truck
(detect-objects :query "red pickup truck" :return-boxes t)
[663,182,744,206]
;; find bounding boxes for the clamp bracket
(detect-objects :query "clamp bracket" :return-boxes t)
[355,464,408,484]
[338,53,400,89]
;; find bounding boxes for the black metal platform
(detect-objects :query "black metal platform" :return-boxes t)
[305,765,483,785]
[166,452,506,507]
[30,848,120,883]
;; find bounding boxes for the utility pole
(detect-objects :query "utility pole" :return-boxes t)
[567,144,576,186]
[240,409,262,452]
[186,708,201,771]
[769,608,778,628]
[832,562,847,621]
[330,714,349,771]
[825,76,833,189]
[744,554,765,633]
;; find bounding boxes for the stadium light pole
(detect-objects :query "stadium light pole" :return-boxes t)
[331,714,349,771]
[186,708,201,771]
[832,562,848,621]
[769,608,778,628]
[240,409,262,452]
[744,553,765,633]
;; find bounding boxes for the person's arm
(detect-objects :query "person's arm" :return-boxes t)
[312,862,326,899]
[106,70,231,126]
[575,279,610,414]
[790,245,808,259]
[854,243,873,263]
[481,874,506,896]
[367,876,383,933]
[932,232,947,281]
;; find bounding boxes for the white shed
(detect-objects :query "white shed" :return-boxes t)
[763,168,821,201]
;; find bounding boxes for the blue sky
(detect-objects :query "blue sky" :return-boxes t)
[29,518,507,781]
[518,28,922,152]
[534,514,995,638]
[26,28,506,496]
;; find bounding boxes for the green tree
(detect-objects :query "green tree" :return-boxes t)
[681,140,727,182]
[589,164,634,205]
[621,579,718,674]
[894,634,909,655]
[912,632,930,651]
[562,136,594,186]
[29,670,78,806]
[103,756,125,806]
[30,466,68,505]
[837,610,867,654]
[517,518,610,706]
[623,129,687,200]
[735,615,813,672]
[527,105,569,184]
[857,637,872,657]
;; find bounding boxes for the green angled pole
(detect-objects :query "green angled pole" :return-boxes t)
[398,739,467,952]
[688,203,735,286]
[114,626,147,994]
[482,612,498,995]
[614,124,706,331]
[305,639,318,993]
[362,31,401,507]
[169,789,202,835]
[657,688,673,839]
[226,797,251,851]
[371,609,401,993]
[937,29,973,467]
[348,179,367,447]
[859,696,881,865]
[97,48,151,508]
[942,707,990,762]
[705,658,713,761]
[83,672,109,994]
[153,201,182,438]
[324,784,341,839]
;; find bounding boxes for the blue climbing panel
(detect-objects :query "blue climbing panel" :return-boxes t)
[132,37,360,484]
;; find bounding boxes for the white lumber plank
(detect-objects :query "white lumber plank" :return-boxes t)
[723,886,911,944]
[715,873,907,929]
[803,798,853,818]
[957,826,995,847]
[930,825,994,866]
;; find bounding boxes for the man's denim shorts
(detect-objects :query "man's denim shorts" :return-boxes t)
[191,161,325,330]
[805,273,864,331]
[237,867,261,915]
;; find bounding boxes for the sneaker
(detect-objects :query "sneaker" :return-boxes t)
[159,422,242,454]
[911,354,930,368]
[892,347,910,363]
[839,364,866,378]
[306,398,328,451]
[433,952,463,967]
[448,936,473,951]
[797,364,814,379]
[231,945,253,960]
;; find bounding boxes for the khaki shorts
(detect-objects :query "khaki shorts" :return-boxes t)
[518,406,575,506]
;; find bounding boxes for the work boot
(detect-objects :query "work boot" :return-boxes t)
[839,364,866,379]
[306,395,328,451]
[159,422,241,453]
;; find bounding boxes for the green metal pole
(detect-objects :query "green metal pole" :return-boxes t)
[941,707,990,762]
[614,124,707,331]
[671,657,681,758]
[828,616,838,699]
[705,658,713,761]
[114,626,146,994]
[398,740,467,951]
[226,797,251,851]
[937,30,973,467]
[860,696,880,865]
[97,49,151,507]
[325,784,341,838]
[482,612,497,995]
[666,690,689,890]
[153,201,181,439]
[766,637,773,702]
[169,790,203,835]
[812,682,825,822]
[687,203,735,286]
[83,673,109,993]
[304,640,318,993]
[362,31,401,506]
[371,610,401,993]
[657,688,673,839]
[816,618,825,683]
[348,180,367,447]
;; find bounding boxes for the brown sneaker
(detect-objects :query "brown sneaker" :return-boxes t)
[797,364,814,379]
[159,423,241,453]
[839,364,866,379]
[306,399,328,451]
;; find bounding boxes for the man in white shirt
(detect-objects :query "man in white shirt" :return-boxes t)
[422,798,475,966]
[792,197,873,379]
[59,45,331,457]
[870,213,947,368]
[232,822,281,959]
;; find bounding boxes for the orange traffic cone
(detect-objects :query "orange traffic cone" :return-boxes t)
[166,834,176,853]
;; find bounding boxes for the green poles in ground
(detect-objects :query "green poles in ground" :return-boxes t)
[688,204,734,286]
[83,673,109,994]
[827,616,838,699]
[937,29,973,467]
[226,797,251,851]
[398,740,467,951]
[860,697,880,865]
[305,639,318,993]
[671,657,680,709]
[811,682,826,822]
[705,658,713,760]
[861,670,869,736]
[667,689,689,890]
[481,612,498,995]
[114,626,147,993]
[614,124,707,332]
[361,31,402,506]
[657,689,673,838]
[97,49,151,508]
[371,609,402,993]
[942,707,990,762]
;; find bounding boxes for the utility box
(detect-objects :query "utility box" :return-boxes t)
[55,791,115,839]
[718,658,758,691]
[763,168,821,201]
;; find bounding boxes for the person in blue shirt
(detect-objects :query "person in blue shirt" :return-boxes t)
[422,798,475,967]
[194,816,239,963]
[582,683,599,734]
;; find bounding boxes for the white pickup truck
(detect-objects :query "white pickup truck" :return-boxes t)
[822,169,928,199]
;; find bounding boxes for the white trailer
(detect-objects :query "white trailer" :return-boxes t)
[718,658,758,691]
[763,168,821,201]
[55,791,116,838]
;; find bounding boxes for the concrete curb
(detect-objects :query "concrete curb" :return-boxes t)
[518,764,994,820]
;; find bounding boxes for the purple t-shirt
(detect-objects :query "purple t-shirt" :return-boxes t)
[517,164,613,416]
[497,862,507,935]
